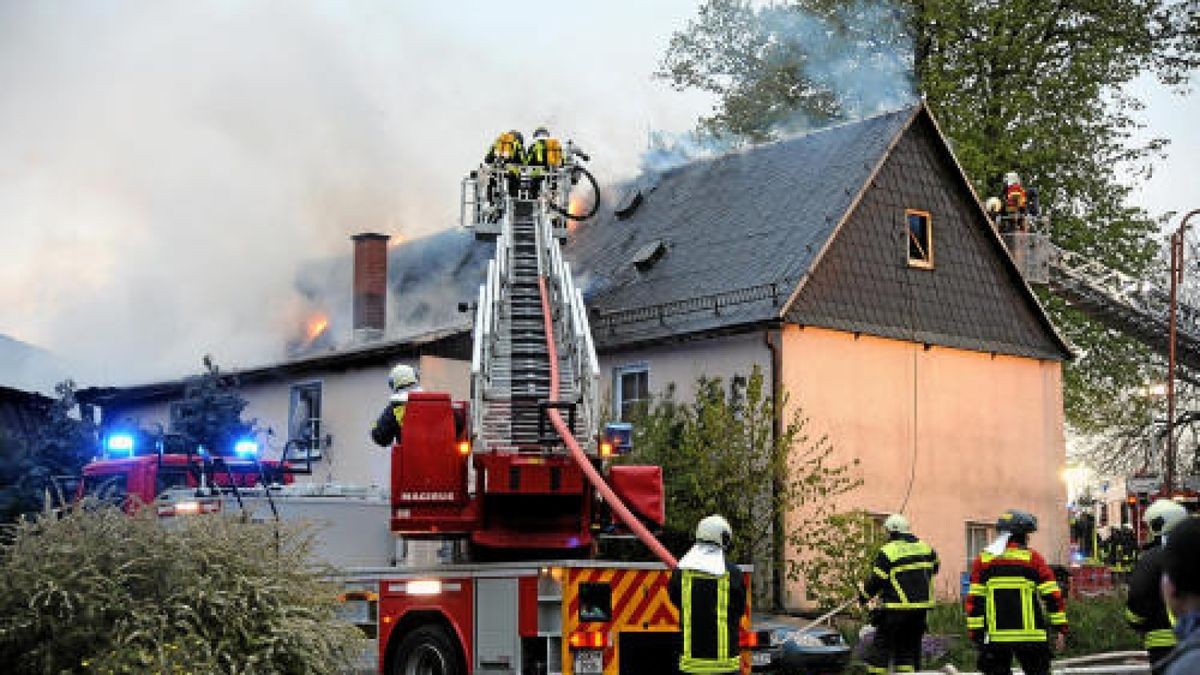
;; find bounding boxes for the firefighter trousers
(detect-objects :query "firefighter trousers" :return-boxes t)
[976,642,1051,675]
[866,610,927,673]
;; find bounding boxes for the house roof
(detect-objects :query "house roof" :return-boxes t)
[76,324,472,407]
[566,102,1070,359]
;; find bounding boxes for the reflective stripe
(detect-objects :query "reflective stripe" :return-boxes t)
[896,666,915,673]
[1037,580,1061,595]
[969,583,986,596]
[872,566,888,579]
[985,576,1046,642]
[392,403,406,427]
[679,570,740,674]
[967,617,985,629]
[1047,611,1067,625]
[1145,628,1177,649]
[866,667,888,675]
[1125,607,1144,623]
[989,629,1048,643]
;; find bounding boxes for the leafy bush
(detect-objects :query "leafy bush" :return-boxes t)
[0,504,365,673]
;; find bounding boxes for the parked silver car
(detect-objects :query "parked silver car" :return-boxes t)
[750,614,851,674]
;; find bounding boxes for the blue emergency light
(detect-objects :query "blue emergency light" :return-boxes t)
[105,432,136,456]
[233,439,259,458]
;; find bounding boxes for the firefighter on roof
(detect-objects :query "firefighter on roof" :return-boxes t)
[668,514,746,675]
[370,364,420,447]
[1126,498,1189,667]
[860,513,940,674]
[966,509,1067,675]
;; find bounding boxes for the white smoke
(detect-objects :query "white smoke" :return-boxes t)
[0,2,711,388]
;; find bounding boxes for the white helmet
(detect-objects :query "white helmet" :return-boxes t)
[1144,498,1188,537]
[388,364,418,392]
[696,514,733,550]
[985,196,1003,214]
[1004,171,1020,186]
[883,513,911,534]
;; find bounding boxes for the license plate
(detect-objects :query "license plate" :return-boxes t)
[751,650,772,667]
[574,648,603,674]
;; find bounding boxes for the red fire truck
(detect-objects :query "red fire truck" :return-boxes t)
[79,151,770,674]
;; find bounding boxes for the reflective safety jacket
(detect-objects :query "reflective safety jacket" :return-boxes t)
[484,133,526,176]
[668,560,747,674]
[1004,183,1027,213]
[965,543,1068,643]
[370,400,407,447]
[1126,543,1177,651]
[525,138,564,170]
[863,533,940,610]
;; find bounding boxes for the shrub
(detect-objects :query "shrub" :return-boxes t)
[0,504,365,673]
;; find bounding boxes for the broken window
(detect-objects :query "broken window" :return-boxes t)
[613,365,649,422]
[907,209,933,267]
[289,381,323,460]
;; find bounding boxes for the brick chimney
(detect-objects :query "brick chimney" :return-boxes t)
[351,233,389,341]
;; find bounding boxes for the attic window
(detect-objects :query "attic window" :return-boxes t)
[632,239,668,272]
[906,209,933,268]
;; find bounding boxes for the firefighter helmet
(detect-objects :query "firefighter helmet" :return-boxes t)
[985,197,1003,214]
[1144,498,1188,536]
[1004,171,1021,187]
[388,364,418,392]
[696,514,733,550]
[533,126,550,140]
[997,509,1038,534]
[510,129,525,146]
[883,513,911,534]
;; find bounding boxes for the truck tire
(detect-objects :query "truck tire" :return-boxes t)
[391,625,464,675]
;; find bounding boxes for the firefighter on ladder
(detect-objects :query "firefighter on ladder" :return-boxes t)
[1002,171,1028,233]
[1126,499,1189,668]
[482,129,525,217]
[523,126,563,198]
[966,510,1068,675]
[859,514,940,673]
[668,515,746,675]
[370,364,420,447]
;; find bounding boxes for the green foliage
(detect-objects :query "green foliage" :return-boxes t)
[789,510,886,612]
[0,504,365,673]
[659,0,1200,435]
[625,366,860,606]
[0,381,95,521]
[172,355,255,455]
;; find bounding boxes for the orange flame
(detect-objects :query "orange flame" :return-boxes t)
[304,313,329,343]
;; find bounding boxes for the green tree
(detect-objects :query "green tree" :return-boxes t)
[658,0,1199,433]
[788,509,886,612]
[627,365,861,607]
[172,355,255,454]
[0,504,365,673]
[0,381,95,521]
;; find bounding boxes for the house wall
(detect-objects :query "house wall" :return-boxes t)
[102,355,469,487]
[778,324,1067,608]
[599,331,770,414]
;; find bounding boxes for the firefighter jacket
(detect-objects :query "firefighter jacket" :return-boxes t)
[863,533,940,610]
[484,133,525,175]
[965,543,1068,644]
[1004,184,1027,213]
[370,398,408,447]
[1127,543,1177,652]
[524,138,564,171]
[668,552,746,674]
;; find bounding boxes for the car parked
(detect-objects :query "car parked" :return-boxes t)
[750,613,852,674]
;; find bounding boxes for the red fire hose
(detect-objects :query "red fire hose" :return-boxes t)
[537,277,677,568]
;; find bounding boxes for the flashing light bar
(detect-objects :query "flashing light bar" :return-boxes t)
[456,440,470,456]
[568,631,609,649]
[404,580,443,596]
[233,439,259,458]
[599,441,613,458]
[105,433,136,455]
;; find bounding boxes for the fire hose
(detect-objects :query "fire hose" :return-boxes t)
[546,165,601,221]
[537,276,678,567]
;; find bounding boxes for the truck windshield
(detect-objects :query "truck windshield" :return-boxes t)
[82,474,128,506]
[155,469,192,496]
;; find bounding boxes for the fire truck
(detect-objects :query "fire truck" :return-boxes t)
[79,142,770,674]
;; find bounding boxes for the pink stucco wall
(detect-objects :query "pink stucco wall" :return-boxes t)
[779,325,1067,607]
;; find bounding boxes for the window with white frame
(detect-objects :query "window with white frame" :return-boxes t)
[613,364,649,422]
[966,521,995,567]
[289,381,323,459]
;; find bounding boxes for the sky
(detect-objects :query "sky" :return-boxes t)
[0,1,1196,392]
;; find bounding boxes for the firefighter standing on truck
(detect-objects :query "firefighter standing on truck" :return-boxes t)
[860,513,940,674]
[370,364,420,447]
[668,515,746,675]
[965,509,1068,675]
[1126,498,1190,668]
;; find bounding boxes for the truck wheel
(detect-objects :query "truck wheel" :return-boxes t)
[391,625,464,675]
